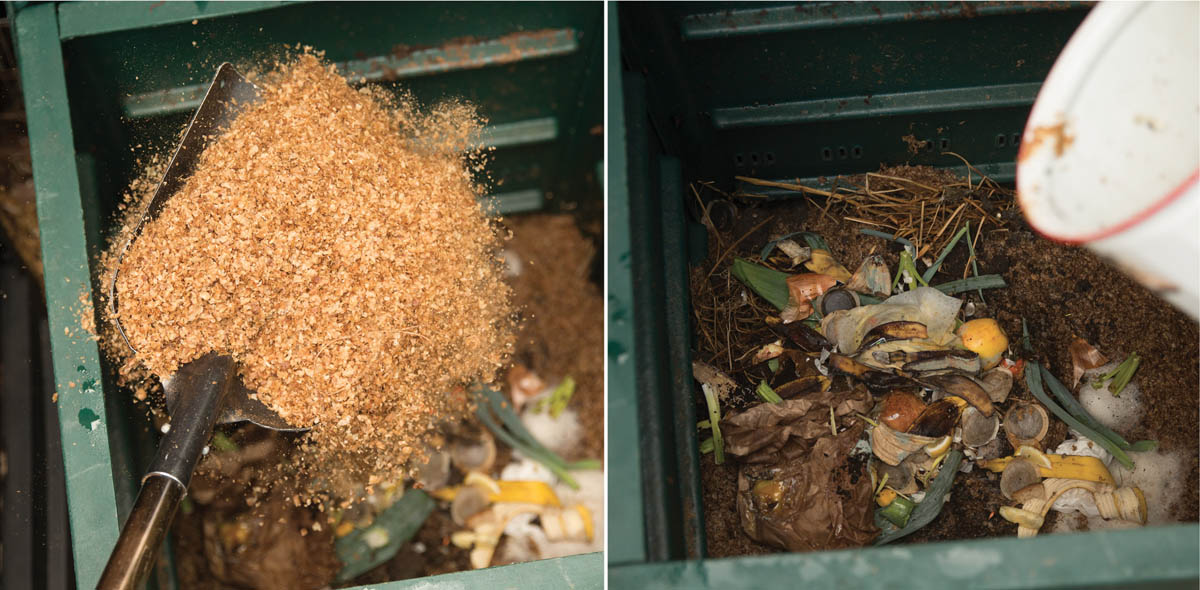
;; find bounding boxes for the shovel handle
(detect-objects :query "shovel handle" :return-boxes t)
[95,476,184,590]
[97,353,235,590]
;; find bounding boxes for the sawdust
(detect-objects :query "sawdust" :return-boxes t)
[104,51,514,488]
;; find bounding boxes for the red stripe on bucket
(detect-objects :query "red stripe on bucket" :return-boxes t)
[1021,167,1200,245]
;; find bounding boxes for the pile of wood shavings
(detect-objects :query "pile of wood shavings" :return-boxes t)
[109,52,514,481]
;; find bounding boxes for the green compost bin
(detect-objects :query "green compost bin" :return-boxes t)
[12,1,602,588]
[607,2,1199,588]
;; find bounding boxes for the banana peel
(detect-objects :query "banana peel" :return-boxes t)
[431,480,562,507]
[576,504,596,542]
[1016,478,1107,537]
[978,454,1116,486]
[805,249,852,283]
[1012,478,1145,538]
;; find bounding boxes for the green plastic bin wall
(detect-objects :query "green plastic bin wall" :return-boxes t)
[12,1,602,588]
[607,2,1200,587]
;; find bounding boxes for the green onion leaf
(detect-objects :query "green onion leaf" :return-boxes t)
[1108,353,1141,397]
[932,274,1006,295]
[875,450,963,545]
[567,459,602,470]
[1039,364,1131,450]
[335,490,433,582]
[474,386,580,488]
[703,384,725,465]
[859,228,915,251]
[756,380,783,404]
[1027,364,1133,469]
[922,225,970,283]
[548,376,576,418]
[893,250,929,291]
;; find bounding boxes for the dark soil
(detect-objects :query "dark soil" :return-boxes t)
[692,170,1199,557]
[980,228,1199,527]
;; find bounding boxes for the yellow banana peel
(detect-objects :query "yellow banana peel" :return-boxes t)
[805,249,852,283]
[977,454,1116,486]
[924,435,952,459]
[999,505,1044,529]
[575,504,596,542]
[491,481,562,507]
[431,480,562,507]
[941,395,969,410]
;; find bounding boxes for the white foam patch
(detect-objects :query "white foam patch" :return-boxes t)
[1111,448,1188,526]
[520,406,582,458]
[1055,436,1112,465]
[1084,515,1143,532]
[501,457,556,485]
[1078,363,1144,432]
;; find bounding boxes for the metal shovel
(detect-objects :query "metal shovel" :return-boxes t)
[97,64,309,590]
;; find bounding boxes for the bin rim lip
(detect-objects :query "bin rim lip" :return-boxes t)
[1015,0,1199,245]
[1018,169,1199,245]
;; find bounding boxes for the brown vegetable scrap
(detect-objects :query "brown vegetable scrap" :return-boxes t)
[108,52,514,485]
[722,385,877,552]
[1069,336,1108,388]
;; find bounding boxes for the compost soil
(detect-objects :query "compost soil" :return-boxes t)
[500,213,605,460]
[694,167,1199,558]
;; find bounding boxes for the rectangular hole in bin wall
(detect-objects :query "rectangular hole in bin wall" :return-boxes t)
[821,147,833,161]
[939,137,950,151]
[995,133,1008,147]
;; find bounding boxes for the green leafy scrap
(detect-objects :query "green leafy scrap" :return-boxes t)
[731,258,791,311]
[335,490,433,582]
[875,450,963,545]
[474,386,582,488]
[756,380,783,404]
[1027,364,1134,469]
[533,376,576,417]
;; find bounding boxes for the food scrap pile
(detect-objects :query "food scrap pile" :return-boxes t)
[104,52,513,484]
[692,167,1186,553]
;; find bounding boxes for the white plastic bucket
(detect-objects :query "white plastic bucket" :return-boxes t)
[1017,1,1199,319]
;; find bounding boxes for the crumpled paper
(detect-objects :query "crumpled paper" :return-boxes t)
[722,386,878,551]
